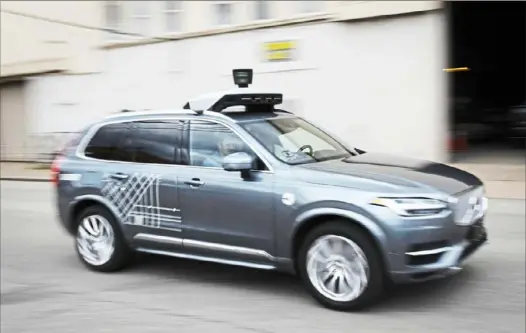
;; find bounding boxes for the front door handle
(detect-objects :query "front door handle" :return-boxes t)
[110,173,129,180]
[184,178,205,188]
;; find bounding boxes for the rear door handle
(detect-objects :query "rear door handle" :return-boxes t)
[184,178,205,188]
[110,173,129,180]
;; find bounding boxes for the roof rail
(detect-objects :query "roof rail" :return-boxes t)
[105,109,197,119]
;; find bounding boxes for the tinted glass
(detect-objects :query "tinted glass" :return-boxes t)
[189,120,268,171]
[130,120,184,165]
[84,123,133,162]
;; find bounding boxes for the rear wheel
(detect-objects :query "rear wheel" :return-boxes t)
[75,205,132,272]
[297,221,385,311]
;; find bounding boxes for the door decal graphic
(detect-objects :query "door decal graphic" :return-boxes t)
[101,173,182,231]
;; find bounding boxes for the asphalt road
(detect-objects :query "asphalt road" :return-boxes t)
[1,181,525,333]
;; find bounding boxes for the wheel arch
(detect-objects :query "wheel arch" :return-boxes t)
[68,195,124,235]
[291,208,390,273]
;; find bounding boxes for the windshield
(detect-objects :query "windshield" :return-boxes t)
[241,117,351,165]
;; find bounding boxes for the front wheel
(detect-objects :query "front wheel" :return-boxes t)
[298,221,385,311]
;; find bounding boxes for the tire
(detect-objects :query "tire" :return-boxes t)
[297,220,385,311]
[74,205,132,272]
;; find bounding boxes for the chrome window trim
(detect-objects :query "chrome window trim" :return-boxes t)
[75,114,276,174]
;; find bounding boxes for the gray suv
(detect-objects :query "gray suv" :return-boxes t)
[53,72,488,311]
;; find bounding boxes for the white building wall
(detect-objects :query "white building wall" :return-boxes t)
[26,10,448,162]
[0,1,104,76]
[0,0,441,77]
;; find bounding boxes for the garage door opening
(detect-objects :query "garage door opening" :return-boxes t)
[447,1,526,164]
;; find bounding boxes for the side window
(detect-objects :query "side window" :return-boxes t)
[130,120,184,165]
[189,120,268,171]
[83,123,133,162]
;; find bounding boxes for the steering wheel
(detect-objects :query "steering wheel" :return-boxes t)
[297,144,314,155]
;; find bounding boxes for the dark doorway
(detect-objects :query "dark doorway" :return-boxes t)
[447,1,526,164]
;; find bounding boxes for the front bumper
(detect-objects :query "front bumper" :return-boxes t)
[388,218,488,283]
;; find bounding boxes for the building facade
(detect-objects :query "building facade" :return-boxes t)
[1,1,447,162]
[0,0,103,160]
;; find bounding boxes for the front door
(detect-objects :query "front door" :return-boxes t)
[178,119,276,263]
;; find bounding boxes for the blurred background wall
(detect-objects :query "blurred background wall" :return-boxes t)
[1,1,523,164]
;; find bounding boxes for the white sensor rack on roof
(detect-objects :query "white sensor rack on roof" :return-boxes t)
[183,69,284,113]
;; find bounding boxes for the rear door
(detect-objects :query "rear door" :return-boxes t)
[122,120,187,248]
[81,122,136,238]
[82,120,187,250]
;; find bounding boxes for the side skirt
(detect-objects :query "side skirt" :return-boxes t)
[136,248,277,270]
[133,233,285,271]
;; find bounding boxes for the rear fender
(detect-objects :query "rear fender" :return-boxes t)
[68,194,127,234]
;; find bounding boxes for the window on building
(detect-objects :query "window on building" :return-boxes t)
[130,120,184,165]
[254,1,271,20]
[163,1,183,34]
[299,1,323,14]
[213,2,233,26]
[83,123,133,162]
[104,1,122,40]
[130,1,153,37]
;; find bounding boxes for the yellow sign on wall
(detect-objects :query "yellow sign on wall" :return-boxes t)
[263,40,297,62]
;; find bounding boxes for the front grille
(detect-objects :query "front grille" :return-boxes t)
[452,186,484,226]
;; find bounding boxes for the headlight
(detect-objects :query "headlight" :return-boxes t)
[370,197,449,217]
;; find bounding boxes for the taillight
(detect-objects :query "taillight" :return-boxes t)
[50,132,82,186]
[51,154,63,185]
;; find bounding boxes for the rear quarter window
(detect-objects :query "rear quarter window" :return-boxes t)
[83,123,133,162]
[130,120,184,165]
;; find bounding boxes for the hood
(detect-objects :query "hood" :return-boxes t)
[298,152,482,195]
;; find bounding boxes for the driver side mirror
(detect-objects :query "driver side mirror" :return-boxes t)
[222,152,255,172]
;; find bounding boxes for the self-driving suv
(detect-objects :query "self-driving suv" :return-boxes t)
[54,70,488,311]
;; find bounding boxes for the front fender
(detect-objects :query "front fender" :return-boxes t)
[294,207,387,246]
[288,204,393,271]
